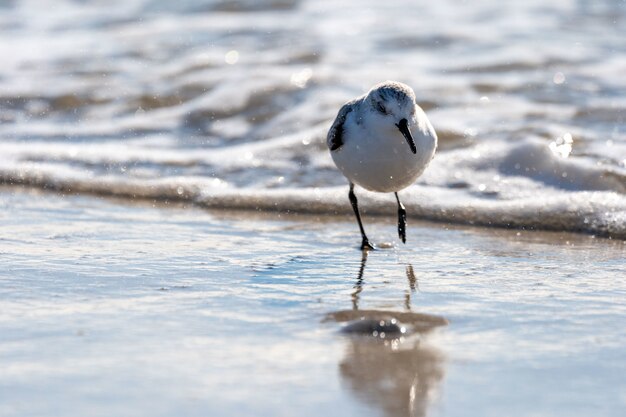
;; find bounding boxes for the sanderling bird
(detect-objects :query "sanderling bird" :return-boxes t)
[327,81,437,250]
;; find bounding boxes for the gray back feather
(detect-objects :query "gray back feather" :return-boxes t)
[327,98,359,151]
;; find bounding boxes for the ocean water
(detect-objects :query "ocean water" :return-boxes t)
[2,3,626,415]
[0,0,624,237]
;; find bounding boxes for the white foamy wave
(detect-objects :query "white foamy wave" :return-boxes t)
[1,137,624,238]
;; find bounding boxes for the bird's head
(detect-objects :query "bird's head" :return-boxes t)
[365,81,418,154]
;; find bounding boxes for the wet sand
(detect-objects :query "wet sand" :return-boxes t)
[1,188,625,417]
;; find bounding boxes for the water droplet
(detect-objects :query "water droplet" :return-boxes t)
[553,72,565,84]
[225,50,239,65]
[464,128,478,137]
[290,68,313,88]
[549,132,573,158]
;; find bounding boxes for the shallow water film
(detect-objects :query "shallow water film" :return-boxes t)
[1,0,625,416]
[1,190,625,417]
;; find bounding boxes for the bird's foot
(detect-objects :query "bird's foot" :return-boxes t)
[397,208,407,244]
[360,238,376,251]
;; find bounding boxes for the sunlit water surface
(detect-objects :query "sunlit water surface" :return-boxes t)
[1,190,624,416]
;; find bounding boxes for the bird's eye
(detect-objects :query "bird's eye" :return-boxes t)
[376,102,388,115]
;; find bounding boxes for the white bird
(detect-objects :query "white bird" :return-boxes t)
[327,81,437,250]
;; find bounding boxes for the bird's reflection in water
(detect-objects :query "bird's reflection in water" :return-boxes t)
[330,253,447,417]
[351,251,419,312]
[351,251,368,310]
[405,264,418,310]
[338,334,444,417]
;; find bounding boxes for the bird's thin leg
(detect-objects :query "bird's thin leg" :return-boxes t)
[395,192,407,244]
[348,183,374,250]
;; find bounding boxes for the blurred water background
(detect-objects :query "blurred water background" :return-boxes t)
[2,2,626,416]
[0,0,625,237]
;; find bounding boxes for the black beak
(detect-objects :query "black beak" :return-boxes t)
[395,118,417,154]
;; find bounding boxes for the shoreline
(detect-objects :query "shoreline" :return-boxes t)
[1,183,624,241]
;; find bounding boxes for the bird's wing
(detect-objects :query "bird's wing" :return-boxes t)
[415,104,438,140]
[327,101,356,152]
